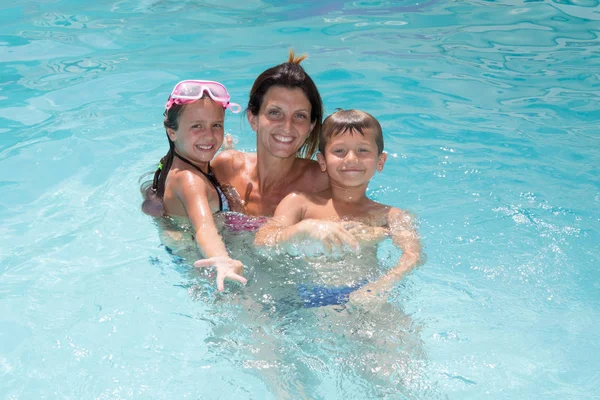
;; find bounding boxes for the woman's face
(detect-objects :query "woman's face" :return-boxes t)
[167,98,225,165]
[248,86,315,159]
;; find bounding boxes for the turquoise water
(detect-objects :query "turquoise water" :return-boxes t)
[1,0,599,398]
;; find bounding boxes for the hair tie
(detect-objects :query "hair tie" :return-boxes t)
[288,49,307,64]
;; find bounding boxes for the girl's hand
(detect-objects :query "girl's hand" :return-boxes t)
[194,256,247,292]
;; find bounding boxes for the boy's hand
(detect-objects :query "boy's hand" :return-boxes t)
[194,256,247,292]
[349,283,381,303]
[348,280,394,309]
[296,220,359,254]
[342,221,388,243]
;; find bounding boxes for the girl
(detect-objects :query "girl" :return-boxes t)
[141,80,246,291]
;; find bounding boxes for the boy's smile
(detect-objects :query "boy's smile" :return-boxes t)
[318,127,387,188]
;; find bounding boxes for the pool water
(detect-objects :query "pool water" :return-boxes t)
[1,0,599,399]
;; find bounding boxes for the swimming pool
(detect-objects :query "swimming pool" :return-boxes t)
[1,0,599,398]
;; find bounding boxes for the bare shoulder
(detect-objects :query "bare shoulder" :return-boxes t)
[270,190,314,221]
[212,149,252,181]
[303,188,331,205]
[387,206,418,229]
[164,168,211,216]
[170,168,210,196]
[212,149,245,170]
[300,159,329,191]
[279,190,314,207]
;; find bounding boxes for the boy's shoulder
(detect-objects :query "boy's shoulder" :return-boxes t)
[358,200,413,226]
[384,205,418,229]
[283,189,325,204]
[299,188,332,202]
[278,189,331,212]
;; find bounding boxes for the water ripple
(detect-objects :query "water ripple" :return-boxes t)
[1,1,599,399]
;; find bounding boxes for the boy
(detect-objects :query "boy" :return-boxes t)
[254,109,422,306]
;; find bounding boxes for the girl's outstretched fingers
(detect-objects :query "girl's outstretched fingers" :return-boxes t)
[194,256,247,292]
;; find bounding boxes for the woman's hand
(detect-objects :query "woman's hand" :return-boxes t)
[194,256,247,292]
[221,133,236,150]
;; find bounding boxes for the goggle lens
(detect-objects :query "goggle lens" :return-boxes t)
[165,80,241,113]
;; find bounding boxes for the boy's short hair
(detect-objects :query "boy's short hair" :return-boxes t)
[319,109,384,154]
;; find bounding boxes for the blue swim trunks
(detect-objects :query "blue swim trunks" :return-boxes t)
[297,280,368,308]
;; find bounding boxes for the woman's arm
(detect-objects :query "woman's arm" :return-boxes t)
[211,149,240,184]
[211,150,249,214]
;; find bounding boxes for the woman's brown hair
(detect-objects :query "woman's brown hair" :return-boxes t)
[247,50,323,159]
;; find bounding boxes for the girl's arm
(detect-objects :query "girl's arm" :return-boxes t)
[172,171,247,291]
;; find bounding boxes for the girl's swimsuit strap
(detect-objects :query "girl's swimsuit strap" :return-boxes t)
[173,152,224,212]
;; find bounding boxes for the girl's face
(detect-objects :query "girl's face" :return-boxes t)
[248,86,315,159]
[167,98,225,164]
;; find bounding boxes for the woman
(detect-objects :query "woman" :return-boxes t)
[212,51,329,218]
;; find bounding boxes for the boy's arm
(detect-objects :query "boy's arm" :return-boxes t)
[173,172,247,291]
[386,207,423,279]
[254,193,306,246]
[254,193,358,253]
[350,207,422,303]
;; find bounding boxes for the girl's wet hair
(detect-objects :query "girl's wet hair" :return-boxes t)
[319,109,384,154]
[139,103,185,216]
[247,50,323,159]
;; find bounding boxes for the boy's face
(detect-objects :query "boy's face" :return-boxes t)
[317,127,387,188]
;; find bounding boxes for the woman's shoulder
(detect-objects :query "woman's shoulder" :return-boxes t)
[298,158,329,190]
[212,150,255,176]
[213,149,245,167]
[216,149,257,164]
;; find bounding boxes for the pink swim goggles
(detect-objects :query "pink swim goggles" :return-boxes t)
[165,80,241,113]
